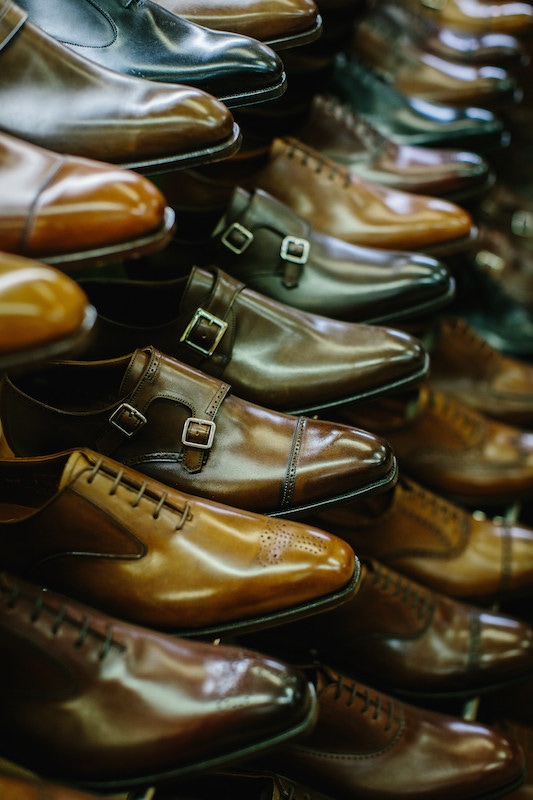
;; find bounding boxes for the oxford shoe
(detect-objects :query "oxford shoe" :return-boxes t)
[153,0,323,50]
[0,448,359,637]
[397,0,533,35]
[426,316,533,427]
[0,0,240,173]
[0,253,96,373]
[297,94,494,202]
[249,662,526,800]
[330,52,508,151]
[0,572,317,791]
[0,346,397,516]
[312,475,533,604]
[0,131,176,269]
[241,557,533,700]
[17,0,286,110]
[335,383,533,507]
[78,266,430,414]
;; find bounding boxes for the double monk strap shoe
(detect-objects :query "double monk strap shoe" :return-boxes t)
[313,475,533,605]
[0,0,240,173]
[16,0,287,110]
[0,572,317,791]
[0,346,397,516]
[0,253,96,373]
[335,383,533,507]
[249,662,526,800]
[78,265,430,414]
[397,0,533,35]
[0,448,359,637]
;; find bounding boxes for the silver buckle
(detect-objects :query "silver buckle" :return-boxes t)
[181,418,216,450]
[179,308,228,356]
[511,210,533,238]
[221,222,254,254]
[280,235,310,265]
[109,403,147,437]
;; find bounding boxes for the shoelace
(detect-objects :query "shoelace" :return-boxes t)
[314,95,387,153]
[400,475,463,527]
[443,317,506,367]
[429,389,485,441]
[285,138,352,188]
[371,560,433,620]
[329,671,397,732]
[86,456,192,529]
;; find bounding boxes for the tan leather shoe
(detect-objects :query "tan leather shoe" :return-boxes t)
[312,475,533,604]
[334,382,533,506]
[0,572,317,790]
[0,253,96,372]
[249,662,526,800]
[0,0,240,173]
[0,346,397,516]
[241,557,533,700]
[398,0,533,34]
[0,448,358,636]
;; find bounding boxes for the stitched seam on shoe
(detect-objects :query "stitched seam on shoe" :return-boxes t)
[281,416,307,509]
[467,611,481,673]
[23,160,65,254]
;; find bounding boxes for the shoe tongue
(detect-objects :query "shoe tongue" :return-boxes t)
[58,450,95,491]
[118,347,153,396]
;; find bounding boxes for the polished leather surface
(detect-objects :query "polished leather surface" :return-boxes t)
[242,557,533,699]
[330,53,508,151]
[0,572,317,789]
[0,448,358,636]
[492,720,533,800]
[79,266,430,414]
[0,252,96,371]
[251,662,526,800]
[153,0,322,49]
[427,316,533,426]
[297,94,493,201]
[0,346,397,516]
[336,382,533,507]
[0,131,175,267]
[17,0,286,109]
[400,0,533,34]
[313,475,533,604]
[0,0,238,172]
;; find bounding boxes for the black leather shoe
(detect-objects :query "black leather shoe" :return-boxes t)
[16,0,286,109]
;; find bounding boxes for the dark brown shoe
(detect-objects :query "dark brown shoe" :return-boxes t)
[398,0,533,35]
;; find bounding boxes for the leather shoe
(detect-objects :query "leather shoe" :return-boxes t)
[0,131,176,269]
[397,0,533,35]
[0,253,96,373]
[0,0,240,173]
[312,475,533,605]
[241,556,533,700]
[78,265,430,414]
[0,447,359,637]
[0,571,317,790]
[249,662,526,800]
[17,0,286,110]
[334,382,533,507]
[0,345,397,516]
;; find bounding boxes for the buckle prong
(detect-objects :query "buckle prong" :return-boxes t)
[182,418,216,450]
[180,308,228,356]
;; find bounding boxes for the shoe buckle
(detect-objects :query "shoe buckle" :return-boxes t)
[221,222,254,254]
[182,417,216,450]
[180,308,228,356]
[511,210,533,239]
[280,235,310,265]
[109,403,147,437]
[474,249,505,273]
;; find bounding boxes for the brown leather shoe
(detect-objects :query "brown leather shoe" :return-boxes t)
[0,448,359,636]
[426,316,533,427]
[0,572,317,790]
[78,266,430,415]
[334,382,533,507]
[0,253,96,372]
[297,95,494,203]
[0,0,240,173]
[0,346,397,516]
[153,0,323,50]
[312,475,533,604]
[241,556,533,700]
[250,662,526,800]
[398,0,533,34]
[489,720,533,800]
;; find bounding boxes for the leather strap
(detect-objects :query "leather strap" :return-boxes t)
[0,1,28,53]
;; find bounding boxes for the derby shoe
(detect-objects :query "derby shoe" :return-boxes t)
[0,572,317,790]
[313,475,533,605]
[0,131,175,269]
[0,346,397,516]
[0,448,358,636]
[398,0,533,35]
[0,253,96,373]
[17,0,286,110]
[241,557,533,701]
[334,383,533,507]
[0,0,240,173]
[249,662,526,800]
[78,265,430,414]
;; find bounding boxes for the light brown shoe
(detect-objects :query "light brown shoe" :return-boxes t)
[398,0,533,35]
